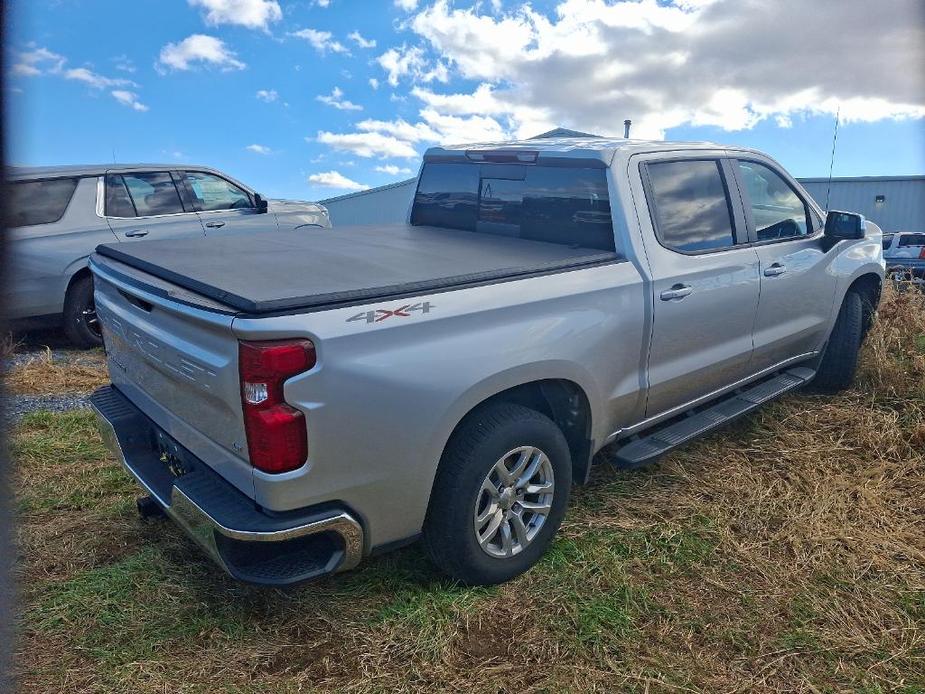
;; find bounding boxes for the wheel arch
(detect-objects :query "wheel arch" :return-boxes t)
[438,378,595,486]
[846,272,882,335]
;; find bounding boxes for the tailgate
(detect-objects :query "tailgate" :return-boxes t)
[90,254,255,497]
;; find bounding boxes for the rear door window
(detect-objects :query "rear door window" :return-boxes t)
[105,174,136,217]
[644,160,736,253]
[118,172,186,216]
[8,178,79,227]
[411,162,614,251]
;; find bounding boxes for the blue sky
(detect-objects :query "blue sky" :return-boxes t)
[8,0,925,200]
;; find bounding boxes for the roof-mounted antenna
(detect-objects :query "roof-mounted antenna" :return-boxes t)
[623,119,632,138]
[824,106,840,212]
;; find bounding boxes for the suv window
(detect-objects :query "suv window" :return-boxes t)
[105,174,136,217]
[411,162,614,251]
[897,233,925,248]
[182,171,253,212]
[645,160,735,252]
[8,178,79,227]
[736,161,810,241]
[114,172,185,217]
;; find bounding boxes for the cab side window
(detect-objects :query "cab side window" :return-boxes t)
[736,161,811,241]
[644,159,736,253]
[182,171,253,212]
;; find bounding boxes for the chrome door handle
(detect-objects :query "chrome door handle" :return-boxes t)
[764,264,786,277]
[124,229,148,238]
[660,284,693,301]
[205,220,226,228]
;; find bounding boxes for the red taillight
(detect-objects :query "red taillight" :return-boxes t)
[239,339,315,474]
[919,247,925,259]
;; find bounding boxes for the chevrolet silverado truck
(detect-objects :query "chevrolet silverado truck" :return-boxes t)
[88,138,885,586]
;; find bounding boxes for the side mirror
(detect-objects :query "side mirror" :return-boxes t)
[254,193,269,214]
[824,210,866,240]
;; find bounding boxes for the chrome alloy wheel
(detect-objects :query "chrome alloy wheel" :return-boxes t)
[473,446,555,558]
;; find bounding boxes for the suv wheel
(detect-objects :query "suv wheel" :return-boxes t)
[812,291,863,393]
[423,403,571,585]
[63,275,103,349]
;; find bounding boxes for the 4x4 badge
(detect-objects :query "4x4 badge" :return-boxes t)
[347,301,434,324]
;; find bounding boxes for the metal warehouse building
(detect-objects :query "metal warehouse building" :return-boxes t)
[321,173,924,234]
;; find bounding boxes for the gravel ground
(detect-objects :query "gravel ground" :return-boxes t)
[3,328,101,423]
[3,393,92,424]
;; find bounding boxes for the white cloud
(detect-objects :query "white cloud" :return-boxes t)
[291,28,350,55]
[188,0,281,30]
[157,34,245,72]
[246,143,272,154]
[315,0,331,6]
[64,67,136,90]
[375,164,413,175]
[10,46,65,77]
[111,90,149,111]
[376,45,447,87]
[394,0,925,140]
[394,0,418,10]
[256,88,278,102]
[348,31,376,49]
[308,170,369,190]
[368,77,379,90]
[315,131,419,159]
[113,55,136,73]
[316,86,363,111]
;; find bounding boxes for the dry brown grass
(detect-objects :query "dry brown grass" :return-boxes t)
[4,347,109,395]
[1,332,21,363]
[11,283,925,693]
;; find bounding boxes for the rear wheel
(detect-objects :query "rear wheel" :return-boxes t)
[63,275,102,349]
[423,403,571,585]
[812,291,863,393]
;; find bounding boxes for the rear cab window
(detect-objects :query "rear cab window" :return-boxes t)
[9,177,79,227]
[897,233,925,248]
[411,162,615,251]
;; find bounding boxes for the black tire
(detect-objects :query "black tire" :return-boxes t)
[812,291,863,393]
[63,275,102,349]
[423,403,572,586]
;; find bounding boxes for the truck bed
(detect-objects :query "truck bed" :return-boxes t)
[94,224,619,315]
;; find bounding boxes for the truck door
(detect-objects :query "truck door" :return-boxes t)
[177,170,278,236]
[730,159,837,372]
[638,156,761,417]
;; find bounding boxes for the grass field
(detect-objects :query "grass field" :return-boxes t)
[10,285,925,693]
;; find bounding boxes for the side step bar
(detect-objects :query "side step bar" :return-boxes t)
[612,367,816,468]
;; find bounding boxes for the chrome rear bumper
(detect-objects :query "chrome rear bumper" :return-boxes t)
[91,385,364,585]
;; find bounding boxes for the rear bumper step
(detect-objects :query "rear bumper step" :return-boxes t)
[90,385,364,586]
[613,367,816,468]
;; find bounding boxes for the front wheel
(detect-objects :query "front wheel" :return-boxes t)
[423,403,572,585]
[63,275,103,349]
[812,291,863,393]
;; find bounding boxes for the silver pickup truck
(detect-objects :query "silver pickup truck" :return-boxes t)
[88,137,885,586]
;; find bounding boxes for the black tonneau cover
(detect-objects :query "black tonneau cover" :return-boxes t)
[94,224,618,315]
